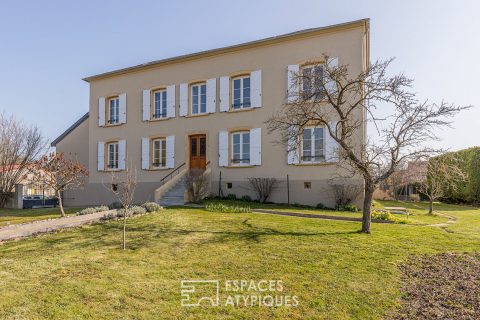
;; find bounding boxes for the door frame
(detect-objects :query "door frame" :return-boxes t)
[188,133,207,170]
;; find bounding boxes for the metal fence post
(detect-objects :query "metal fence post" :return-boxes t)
[287,174,290,206]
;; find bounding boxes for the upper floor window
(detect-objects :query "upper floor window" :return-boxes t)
[301,127,325,163]
[231,131,250,165]
[152,138,167,168]
[301,64,324,100]
[191,82,207,115]
[108,97,120,124]
[232,75,251,110]
[153,89,167,119]
[107,141,119,169]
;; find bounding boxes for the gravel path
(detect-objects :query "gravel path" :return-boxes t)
[0,210,116,242]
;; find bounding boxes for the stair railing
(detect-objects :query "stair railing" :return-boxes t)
[160,162,186,185]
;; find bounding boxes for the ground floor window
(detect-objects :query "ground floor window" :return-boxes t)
[107,142,119,169]
[231,131,250,165]
[301,127,324,162]
[152,138,167,168]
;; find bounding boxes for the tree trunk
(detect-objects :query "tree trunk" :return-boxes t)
[428,199,433,214]
[57,190,65,217]
[362,184,375,234]
[123,207,127,250]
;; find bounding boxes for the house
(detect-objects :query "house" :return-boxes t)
[52,19,369,207]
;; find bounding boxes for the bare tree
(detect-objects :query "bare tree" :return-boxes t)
[185,169,209,203]
[106,165,137,250]
[418,154,466,214]
[267,55,470,233]
[0,113,45,207]
[247,177,278,203]
[31,152,89,217]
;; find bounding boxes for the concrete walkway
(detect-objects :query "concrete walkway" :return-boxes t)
[253,209,394,223]
[0,210,116,242]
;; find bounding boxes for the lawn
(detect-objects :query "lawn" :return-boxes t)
[0,202,478,319]
[0,207,84,227]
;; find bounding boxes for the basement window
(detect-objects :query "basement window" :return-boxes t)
[226,182,233,189]
[304,182,311,190]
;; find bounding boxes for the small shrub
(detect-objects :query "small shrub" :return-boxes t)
[247,177,278,203]
[78,205,109,215]
[109,202,123,210]
[142,202,163,213]
[227,193,237,200]
[205,202,251,213]
[117,206,147,218]
[185,169,209,203]
[316,203,325,209]
[241,195,252,202]
[371,209,394,221]
[344,204,359,212]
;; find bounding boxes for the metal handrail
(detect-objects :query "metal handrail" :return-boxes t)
[160,162,186,184]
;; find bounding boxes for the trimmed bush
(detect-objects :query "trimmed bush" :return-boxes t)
[227,194,237,200]
[316,203,325,209]
[78,206,109,215]
[241,195,252,202]
[205,202,251,213]
[108,202,123,210]
[117,206,147,217]
[142,202,163,213]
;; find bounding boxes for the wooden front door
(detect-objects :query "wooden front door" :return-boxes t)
[189,135,207,170]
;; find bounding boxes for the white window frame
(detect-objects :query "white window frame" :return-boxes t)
[231,131,250,166]
[152,138,167,169]
[190,82,207,115]
[107,142,119,169]
[301,64,324,101]
[231,75,251,110]
[301,127,325,163]
[152,89,167,119]
[108,97,120,124]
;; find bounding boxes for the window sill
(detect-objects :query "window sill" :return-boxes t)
[223,164,257,168]
[148,117,172,122]
[148,167,169,171]
[103,168,122,172]
[291,162,336,166]
[102,123,123,128]
[185,112,212,118]
[222,107,256,113]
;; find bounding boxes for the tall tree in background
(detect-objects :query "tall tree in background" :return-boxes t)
[418,154,467,214]
[31,153,89,216]
[0,113,45,207]
[267,55,470,233]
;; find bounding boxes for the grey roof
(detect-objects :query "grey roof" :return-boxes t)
[51,112,89,147]
[83,19,369,82]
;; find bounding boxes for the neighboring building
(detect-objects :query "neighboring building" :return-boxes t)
[52,19,370,207]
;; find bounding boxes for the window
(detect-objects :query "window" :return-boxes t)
[107,142,119,169]
[301,64,324,100]
[302,127,325,162]
[191,83,207,115]
[108,97,120,124]
[226,182,233,189]
[232,75,251,110]
[304,182,312,189]
[231,131,250,165]
[152,138,167,168]
[153,89,167,119]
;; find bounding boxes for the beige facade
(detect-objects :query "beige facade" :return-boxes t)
[54,19,369,207]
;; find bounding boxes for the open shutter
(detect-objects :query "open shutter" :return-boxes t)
[287,125,299,165]
[218,131,228,167]
[250,128,262,166]
[325,57,339,94]
[119,93,127,124]
[206,78,216,113]
[167,85,176,118]
[325,121,339,163]
[118,139,126,170]
[166,135,175,169]
[219,76,230,112]
[141,138,149,170]
[287,64,299,103]
[179,83,188,117]
[250,70,262,108]
[98,97,105,126]
[97,141,105,171]
[142,90,150,121]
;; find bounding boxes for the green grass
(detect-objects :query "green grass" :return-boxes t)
[0,207,84,227]
[0,202,479,319]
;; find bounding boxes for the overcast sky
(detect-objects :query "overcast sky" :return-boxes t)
[0,0,478,151]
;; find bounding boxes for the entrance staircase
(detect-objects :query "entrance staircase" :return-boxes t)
[159,177,186,206]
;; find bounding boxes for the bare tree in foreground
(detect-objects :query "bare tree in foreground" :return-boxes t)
[185,169,209,203]
[418,154,466,214]
[106,166,137,250]
[0,113,45,207]
[267,55,470,233]
[247,177,278,203]
[31,152,89,216]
